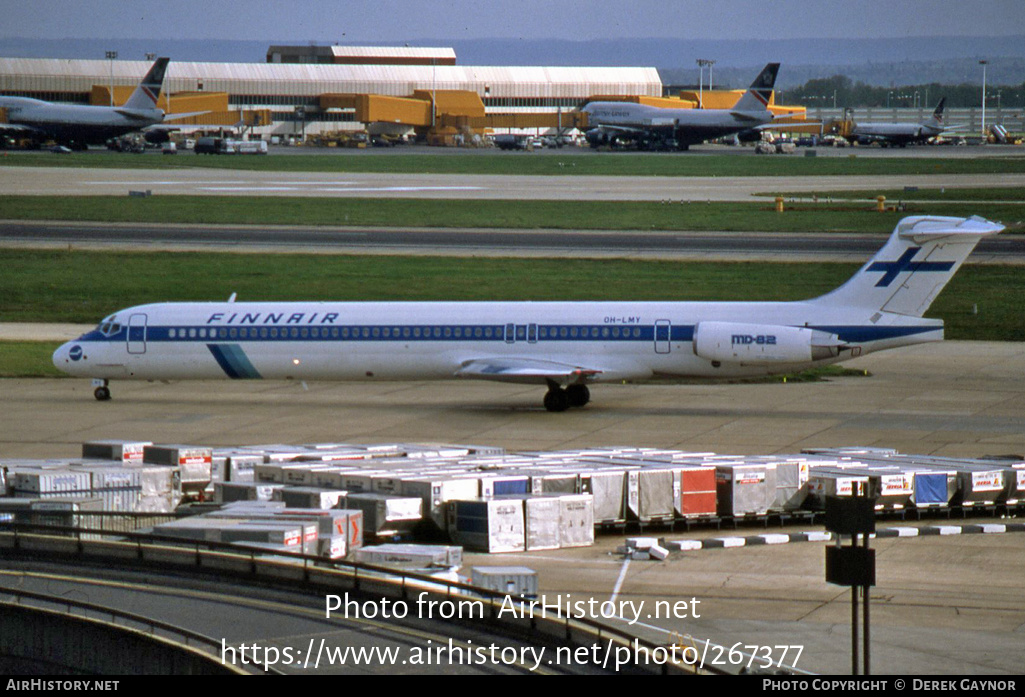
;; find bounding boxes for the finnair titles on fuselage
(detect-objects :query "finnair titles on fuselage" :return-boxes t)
[53,216,1003,411]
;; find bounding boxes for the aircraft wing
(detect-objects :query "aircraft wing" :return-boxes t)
[0,123,42,134]
[456,357,602,384]
[162,110,212,122]
[591,123,650,135]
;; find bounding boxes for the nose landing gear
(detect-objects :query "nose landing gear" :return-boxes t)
[92,379,111,401]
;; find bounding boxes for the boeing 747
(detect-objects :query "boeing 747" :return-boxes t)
[0,57,178,150]
[581,63,781,151]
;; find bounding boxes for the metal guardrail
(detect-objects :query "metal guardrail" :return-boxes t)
[0,587,269,675]
[0,522,720,675]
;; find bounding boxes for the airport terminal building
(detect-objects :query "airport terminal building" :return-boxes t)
[0,46,662,141]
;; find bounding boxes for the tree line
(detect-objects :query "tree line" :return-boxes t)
[779,75,1024,110]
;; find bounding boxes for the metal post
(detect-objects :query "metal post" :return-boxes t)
[980,60,988,139]
[105,51,118,106]
[851,537,859,675]
[863,577,871,675]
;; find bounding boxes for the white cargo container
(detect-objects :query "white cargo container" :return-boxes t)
[401,476,480,530]
[214,482,284,503]
[448,498,525,553]
[626,467,676,525]
[557,493,594,548]
[355,544,462,570]
[715,462,778,517]
[81,440,151,463]
[579,469,628,526]
[343,492,422,539]
[279,487,348,509]
[470,566,538,597]
[13,470,91,495]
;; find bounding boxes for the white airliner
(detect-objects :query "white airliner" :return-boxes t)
[0,57,189,150]
[581,63,781,150]
[850,98,954,147]
[53,216,1002,411]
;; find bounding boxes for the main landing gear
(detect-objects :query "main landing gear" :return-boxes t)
[543,381,590,412]
[92,379,111,401]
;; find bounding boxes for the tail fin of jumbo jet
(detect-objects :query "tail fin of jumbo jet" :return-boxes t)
[732,63,780,113]
[121,57,170,112]
[812,215,1004,317]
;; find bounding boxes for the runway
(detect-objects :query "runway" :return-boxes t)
[1,221,1022,263]
[4,164,1025,201]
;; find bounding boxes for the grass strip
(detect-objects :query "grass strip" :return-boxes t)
[5,150,1025,177]
[1,195,1023,232]
[1,249,1020,340]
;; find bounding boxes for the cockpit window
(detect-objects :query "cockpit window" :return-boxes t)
[97,317,121,336]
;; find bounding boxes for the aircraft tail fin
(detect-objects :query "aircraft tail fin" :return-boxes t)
[732,63,780,113]
[812,215,1003,317]
[122,57,170,111]
[928,97,946,128]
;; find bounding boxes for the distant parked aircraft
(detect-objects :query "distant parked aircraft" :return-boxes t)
[581,63,781,150]
[850,98,953,147]
[53,216,1003,411]
[0,57,193,150]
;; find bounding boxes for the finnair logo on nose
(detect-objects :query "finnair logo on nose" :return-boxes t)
[865,247,955,287]
[69,345,83,361]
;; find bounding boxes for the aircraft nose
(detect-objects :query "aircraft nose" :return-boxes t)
[53,341,82,374]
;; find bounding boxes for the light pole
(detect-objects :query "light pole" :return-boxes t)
[105,50,117,106]
[979,60,988,140]
[696,59,715,106]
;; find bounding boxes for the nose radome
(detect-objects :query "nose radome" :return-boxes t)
[52,343,67,368]
[52,342,77,372]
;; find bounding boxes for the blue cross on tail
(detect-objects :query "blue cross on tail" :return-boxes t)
[865,247,954,287]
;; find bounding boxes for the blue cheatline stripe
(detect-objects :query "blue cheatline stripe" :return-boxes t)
[207,344,262,379]
[101,323,937,347]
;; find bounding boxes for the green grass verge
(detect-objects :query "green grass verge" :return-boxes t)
[5,150,1025,176]
[2,195,1024,232]
[1,249,1020,340]
[0,342,63,377]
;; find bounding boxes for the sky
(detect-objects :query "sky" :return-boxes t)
[5,0,1025,42]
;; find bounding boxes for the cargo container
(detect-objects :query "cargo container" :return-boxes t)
[342,492,422,539]
[355,544,462,570]
[143,445,212,495]
[278,487,348,510]
[470,566,538,597]
[579,469,628,526]
[556,493,594,548]
[478,474,530,499]
[448,498,525,553]
[805,471,873,509]
[715,463,779,517]
[211,453,263,483]
[214,482,284,503]
[626,468,676,525]
[498,495,559,551]
[400,476,480,530]
[82,440,151,463]
[766,459,810,511]
[29,497,104,531]
[12,470,91,495]
[675,465,717,518]
[529,471,579,495]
